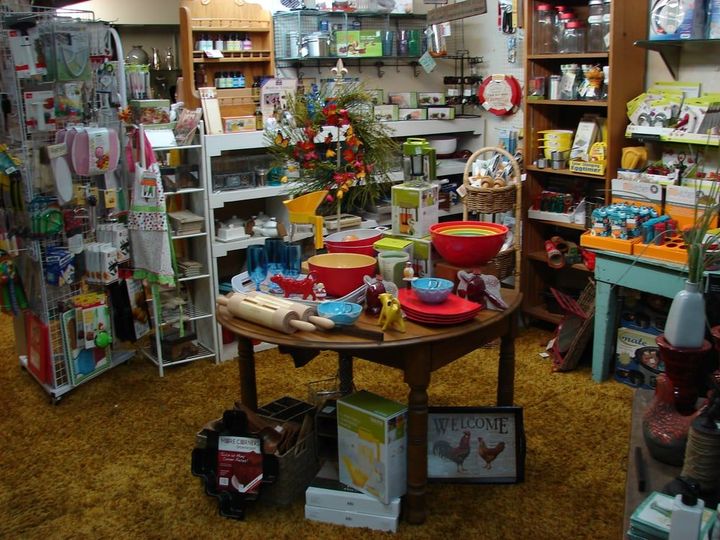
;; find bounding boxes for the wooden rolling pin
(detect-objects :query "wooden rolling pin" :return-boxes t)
[245,291,335,330]
[217,295,316,334]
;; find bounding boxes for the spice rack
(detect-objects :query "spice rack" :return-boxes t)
[179,0,275,117]
[522,0,648,325]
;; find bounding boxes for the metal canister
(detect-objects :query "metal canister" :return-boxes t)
[288,32,299,58]
[549,75,561,100]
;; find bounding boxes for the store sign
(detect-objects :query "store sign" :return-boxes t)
[427,0,487,24]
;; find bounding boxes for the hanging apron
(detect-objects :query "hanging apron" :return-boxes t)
[128,135,175,286]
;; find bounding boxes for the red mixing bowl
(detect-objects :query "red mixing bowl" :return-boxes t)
[325,243,377,256]
[430,221,508,267]
[308,253,377,297]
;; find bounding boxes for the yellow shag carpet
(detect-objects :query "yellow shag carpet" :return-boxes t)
[0,314,633,540]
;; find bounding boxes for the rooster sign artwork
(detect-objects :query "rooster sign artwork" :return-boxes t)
[432,430,471,472]
[478,437,506,469]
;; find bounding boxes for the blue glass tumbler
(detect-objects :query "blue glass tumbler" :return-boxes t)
[284,243,302,278]
[246,244,268,291]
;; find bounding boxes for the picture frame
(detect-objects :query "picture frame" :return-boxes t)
[427,406,525,483]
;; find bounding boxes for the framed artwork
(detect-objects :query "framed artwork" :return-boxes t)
[427,406,525,483]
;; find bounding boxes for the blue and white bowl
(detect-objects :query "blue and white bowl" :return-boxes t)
[411,277,454,304]
[317,301,362,326]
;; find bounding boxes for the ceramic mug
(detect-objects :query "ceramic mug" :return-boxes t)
[377,251,410,288]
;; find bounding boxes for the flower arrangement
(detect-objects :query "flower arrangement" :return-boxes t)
[265,81,399,212]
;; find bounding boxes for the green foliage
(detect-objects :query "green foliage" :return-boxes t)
[264,82,399,212]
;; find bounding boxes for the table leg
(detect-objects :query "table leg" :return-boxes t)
[338,353,353,395]
[592,279,618,382]
[404,350,431,525]
[497,312,517,406]
[236,337,257,411]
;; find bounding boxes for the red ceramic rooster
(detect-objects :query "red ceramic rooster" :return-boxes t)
[433,430,471,472]
[642,373,703,466]
[478,438,506,469]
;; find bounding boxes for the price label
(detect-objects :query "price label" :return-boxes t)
[418,52,437,74]
[104,188,117,208]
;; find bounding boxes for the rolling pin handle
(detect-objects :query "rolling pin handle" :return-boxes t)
[217,296,229,306]
[289,319,317,332]
[308,315,335,330]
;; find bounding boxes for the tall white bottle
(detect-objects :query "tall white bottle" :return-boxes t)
[669,492,705,540]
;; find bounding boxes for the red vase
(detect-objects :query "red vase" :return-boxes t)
[656,335,711,416]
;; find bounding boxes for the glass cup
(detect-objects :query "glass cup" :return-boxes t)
[264,237,286,278]
[407,30,422,56]
[283,243,302,278]
[382,31,395,56]
[246,244,268,291]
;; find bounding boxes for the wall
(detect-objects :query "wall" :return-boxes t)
[646,45,720,93]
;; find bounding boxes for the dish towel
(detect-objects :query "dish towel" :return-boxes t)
[128,137,175,286]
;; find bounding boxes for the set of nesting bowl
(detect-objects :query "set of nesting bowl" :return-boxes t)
[429,221,508,268]
[538,129,573,160]
[324,228,382,257]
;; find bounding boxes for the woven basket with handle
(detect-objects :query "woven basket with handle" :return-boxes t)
[462,146,521,216]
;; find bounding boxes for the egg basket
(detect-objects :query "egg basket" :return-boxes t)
[461,146,522,283]
[462,146,521,215]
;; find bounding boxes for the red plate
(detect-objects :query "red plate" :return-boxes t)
[398,289,483,319]
[403,309,482,326]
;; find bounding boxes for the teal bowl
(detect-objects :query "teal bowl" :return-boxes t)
[317,301,362,326]
[412,277,454,304]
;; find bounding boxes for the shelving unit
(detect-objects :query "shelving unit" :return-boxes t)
[202,117,482,360]
[179,0,275,116]
[521,0,648,325]
[273,9,427,78]
[634,38,720,80]
[141,128,219,375]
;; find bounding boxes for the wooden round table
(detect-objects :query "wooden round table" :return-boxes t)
[217,289,522,525]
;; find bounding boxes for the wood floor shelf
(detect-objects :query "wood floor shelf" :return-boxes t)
[521,0,648,324]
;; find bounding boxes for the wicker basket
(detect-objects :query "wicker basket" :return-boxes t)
[462,146,522,217]
[487,248,515,282]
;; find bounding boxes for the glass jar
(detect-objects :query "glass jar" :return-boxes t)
[126,45,149,65]
[602,0,612,50]
[587,0,605,52]
[561,21,586,54]
[559,64,581,100]
[533,3,555,54]
[553,6,571,50]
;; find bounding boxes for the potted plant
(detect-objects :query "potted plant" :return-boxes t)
[265,78,399,227]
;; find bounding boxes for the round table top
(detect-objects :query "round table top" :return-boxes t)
[216,289,522,351]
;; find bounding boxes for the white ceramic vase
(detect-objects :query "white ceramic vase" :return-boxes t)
[663,280,705,349]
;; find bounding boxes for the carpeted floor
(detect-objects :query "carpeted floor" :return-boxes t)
[0,314,633,540]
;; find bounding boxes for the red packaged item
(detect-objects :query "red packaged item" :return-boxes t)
[216,436,263,496]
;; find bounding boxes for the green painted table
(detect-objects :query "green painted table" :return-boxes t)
[591,249,687,382]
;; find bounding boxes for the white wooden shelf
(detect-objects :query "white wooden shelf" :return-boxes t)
[213,231,314,258]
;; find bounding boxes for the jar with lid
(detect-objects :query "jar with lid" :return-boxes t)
[553,6,572,50]
[587,0,605,51]
[559,64,581,100]
[532,3,555,54]
[557,12,577,51]
[602,0,612,50]
[560,21,586,54]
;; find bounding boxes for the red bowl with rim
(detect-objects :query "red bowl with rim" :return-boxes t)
[307,253,377,297]
[430,221,508,267]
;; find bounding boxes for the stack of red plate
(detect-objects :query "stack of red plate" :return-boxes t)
[398,288,483,325]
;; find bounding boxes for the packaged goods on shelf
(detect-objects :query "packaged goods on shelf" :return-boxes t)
[391,181,439,238]
[373,104,399,122]
[417,92,445,106]
[388,92,417,108]
[648,0,706,41]
[398,108,427,121]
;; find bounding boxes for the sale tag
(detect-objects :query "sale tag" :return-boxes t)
[418,52,437,74]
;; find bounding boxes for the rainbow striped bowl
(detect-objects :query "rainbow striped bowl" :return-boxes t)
[429,221,508,267]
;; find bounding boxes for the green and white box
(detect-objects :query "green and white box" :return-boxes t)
[391,181,439,238]
[373,104,399,122]
[388,92,418,108]
[359,30,382,57]
[337,390,407,504]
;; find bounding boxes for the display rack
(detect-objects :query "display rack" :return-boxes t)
[139,124,219,375]
[521,0,648,325]
[179,0,275,117]
[0,8,136,402]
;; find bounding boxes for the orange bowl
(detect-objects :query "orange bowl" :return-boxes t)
[430,221,508,267]
[308,253,377,297]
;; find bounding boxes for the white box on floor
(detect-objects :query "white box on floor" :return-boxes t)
[306,461,401,517]
[304,504,399,533]
[337,390,407,504]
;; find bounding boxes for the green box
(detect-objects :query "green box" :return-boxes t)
[373,104,399,122]
[373,237,414,258]
[398,108,427,121]
[389,92,418,108]
[337,391,407,504]
[359,30,382,57]
[335,31,361,57]
[426,107,455,120]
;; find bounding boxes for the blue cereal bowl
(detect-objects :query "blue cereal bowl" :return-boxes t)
[411,277,454,304]
[317,301,362,326]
